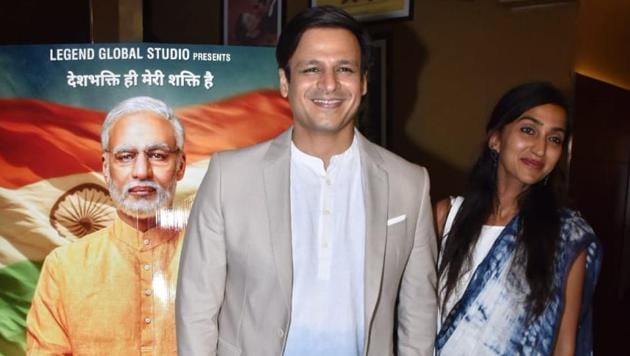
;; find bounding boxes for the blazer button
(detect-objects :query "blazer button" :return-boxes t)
[278,328,284,338]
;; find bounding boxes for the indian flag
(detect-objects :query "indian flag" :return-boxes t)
[0,90,292,355]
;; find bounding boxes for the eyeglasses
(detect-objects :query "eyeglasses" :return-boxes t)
[105,147,180,166]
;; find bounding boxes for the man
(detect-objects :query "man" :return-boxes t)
[177,5,437,356]
[234,0,278,46]
[27,96,186,355]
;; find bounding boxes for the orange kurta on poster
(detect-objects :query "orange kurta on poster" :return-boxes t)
[27,216,183,355]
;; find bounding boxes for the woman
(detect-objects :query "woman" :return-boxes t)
[434,82,601,355]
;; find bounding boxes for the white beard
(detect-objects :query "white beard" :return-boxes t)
[108,179,175,219]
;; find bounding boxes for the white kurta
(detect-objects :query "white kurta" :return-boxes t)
[285,136,366,356]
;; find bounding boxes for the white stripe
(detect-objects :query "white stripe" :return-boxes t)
[0,159,209,268]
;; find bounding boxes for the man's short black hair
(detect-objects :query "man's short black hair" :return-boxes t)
[275,5,371,81]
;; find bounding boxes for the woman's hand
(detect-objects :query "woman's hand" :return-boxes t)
[554,249,587,356]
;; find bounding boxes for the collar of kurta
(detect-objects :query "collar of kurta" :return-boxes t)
[108,214,182,251]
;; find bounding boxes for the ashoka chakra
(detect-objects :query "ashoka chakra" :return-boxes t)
[50,183,116,240]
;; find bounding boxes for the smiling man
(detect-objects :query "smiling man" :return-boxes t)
[177,6,437,356]
[27,96,186,355]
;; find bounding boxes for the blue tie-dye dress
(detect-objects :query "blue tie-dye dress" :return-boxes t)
[437,209,601,356]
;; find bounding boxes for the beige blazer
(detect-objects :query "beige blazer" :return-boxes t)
[176,129,437,356]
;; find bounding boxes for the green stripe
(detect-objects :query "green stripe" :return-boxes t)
[0,260,42,356]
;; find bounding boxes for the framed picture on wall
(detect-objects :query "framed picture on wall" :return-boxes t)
[310,0,413,22]
[357,34,391,147]
[222,0,283,46]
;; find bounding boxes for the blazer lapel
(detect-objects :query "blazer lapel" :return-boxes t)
[357,133,389,330]
[262,129,293,310]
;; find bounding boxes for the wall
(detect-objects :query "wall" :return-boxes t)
[575,0,630,90]
[143,0,219,43]
[369,0,578,199]
[0,0,91,44]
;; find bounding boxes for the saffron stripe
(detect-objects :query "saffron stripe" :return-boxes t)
[0,89,291,189]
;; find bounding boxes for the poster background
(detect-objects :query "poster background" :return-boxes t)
[0,43,292,355]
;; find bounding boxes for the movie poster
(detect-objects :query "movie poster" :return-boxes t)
[0,43,291,355]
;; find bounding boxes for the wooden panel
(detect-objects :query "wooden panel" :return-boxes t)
[570,74,630,355]
[0,0,90,44]
[143,0,219,44]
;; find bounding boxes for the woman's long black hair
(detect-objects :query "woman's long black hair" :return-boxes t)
[438,81,572,317]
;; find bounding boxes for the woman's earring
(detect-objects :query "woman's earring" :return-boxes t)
[490,148,499,168]
[543,175,549,186]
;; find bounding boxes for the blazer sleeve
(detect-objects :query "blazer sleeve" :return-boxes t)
[176,153,227,356]
[26,251,72,355]
[396,167,438,356]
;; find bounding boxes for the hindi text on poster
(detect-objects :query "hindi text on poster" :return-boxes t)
[66,69,215,89]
